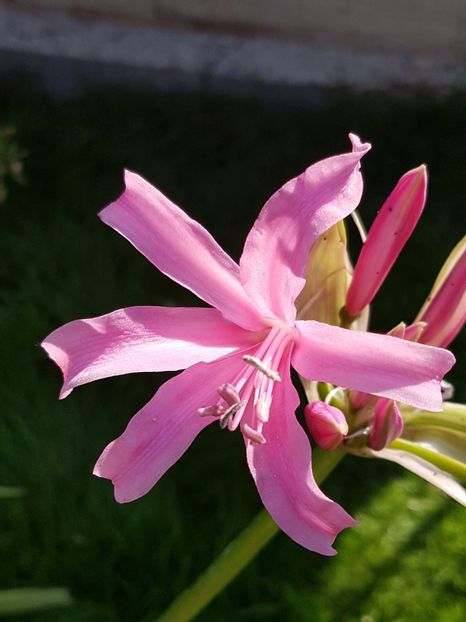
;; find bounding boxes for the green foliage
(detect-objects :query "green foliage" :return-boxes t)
[291,476,466,622]
[0,126,26,203]
[0,84,465,621]
[0,488,24,499]
[0,589,71,617]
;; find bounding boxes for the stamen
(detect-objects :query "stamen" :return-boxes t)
[242,423,266,444]
[217,383,241,405]
[219,401,244,429]
[255,393,271,423]
[243,355,281,382]
[197,405,225,418]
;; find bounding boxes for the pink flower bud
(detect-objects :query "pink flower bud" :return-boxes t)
[304,401,348,450]
[349,389,371,411]
[403,321,426,343]
[346,165,427,317]
[387,322,407,339]
[415,236,466,348]
[368,399,404,451]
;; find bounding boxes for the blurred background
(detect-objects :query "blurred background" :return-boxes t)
[1,1,466,621]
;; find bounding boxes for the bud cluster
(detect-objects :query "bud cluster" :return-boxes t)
[300,163,465,503]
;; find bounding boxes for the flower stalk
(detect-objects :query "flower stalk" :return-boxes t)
[388,438,466,482]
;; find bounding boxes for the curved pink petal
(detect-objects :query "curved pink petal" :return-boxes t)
[246,352,356,555]
[239,134,371,323]
[293,321,455,411]
[100,171,263,331]
[94,349,252,503]
[42,306,258,399]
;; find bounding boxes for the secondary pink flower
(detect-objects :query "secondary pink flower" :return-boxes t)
[346,165,427,318]
[42,135,455,555]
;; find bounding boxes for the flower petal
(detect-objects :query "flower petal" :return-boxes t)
[99,171,263,331]
[42,306,257,399]
[293,320,455,411]
[94,350,252,503]
[246,352,356,555]
[239,134,371,323]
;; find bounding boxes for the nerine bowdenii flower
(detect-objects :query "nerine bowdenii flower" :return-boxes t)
[42,135,454,554]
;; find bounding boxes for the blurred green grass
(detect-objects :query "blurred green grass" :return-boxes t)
[0,84,465,621]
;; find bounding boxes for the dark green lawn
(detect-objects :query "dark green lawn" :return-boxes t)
[1,83,465,621]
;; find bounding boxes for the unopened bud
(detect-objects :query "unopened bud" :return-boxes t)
[387,322,407,339]
[415,235,466,348]
[349,390,371,411]
[304,401,348,450]
[403,321,426,343]
[346,165,427,317]
[368,399,404,451]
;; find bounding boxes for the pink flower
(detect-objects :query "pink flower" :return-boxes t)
[346,165,427,318]
[42,135,455,555]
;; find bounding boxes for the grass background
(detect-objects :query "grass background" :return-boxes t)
[1,82,465,621]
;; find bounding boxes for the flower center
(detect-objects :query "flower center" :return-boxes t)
[197,326,292,444]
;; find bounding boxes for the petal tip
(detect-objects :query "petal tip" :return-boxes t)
[93,462,134,504]
[98,170,138,223]
[418,163,427,175]
[58,386,72,400]
[114,487,133,504]
[349,132,371,154]
[123,168,137,181]
[41,337,72,399]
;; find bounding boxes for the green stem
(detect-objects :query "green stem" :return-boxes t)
[389,438,466,481]
[155,448,345,622]
[402,402,466,432]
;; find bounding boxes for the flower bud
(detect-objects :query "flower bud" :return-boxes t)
[368,399,404,451]
[387,322,407,339]
[403,321,426,343]
[349,389,371,411]
[304,401,348,450]
[346,165,427,318]
[415,235,466,348]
